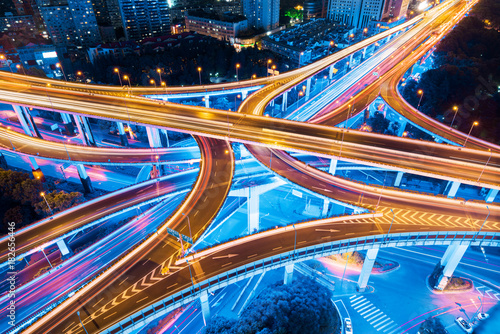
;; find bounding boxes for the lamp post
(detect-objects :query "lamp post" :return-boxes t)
[267,59,272,77]
[186,259,194,287]
[0,55,13,73]
[473,206,490,242]
[181,213,193,243]
[292,224,297,258]
[235,63,240,81]
[56,63,67,81]
[63,138,71,161]
[16,64,26,75]
[252,74,257,80]
[40,192,53,215]
[6,126,15,150]
[114,68,123,86]
[150,78,157,90]
[299,52,304,67]
[416,89,424,110]
[40,246,53,268]
[384,209,395,244]
[197,67,202,85]
[463,121,478,147]
[327,41,334,55]
[450,105,458,129]
[271,65,276,76]
[477,149,492,183]
[77,311,89,334]
[161,81,167,94]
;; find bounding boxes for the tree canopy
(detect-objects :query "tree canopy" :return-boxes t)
[204,276,339,334]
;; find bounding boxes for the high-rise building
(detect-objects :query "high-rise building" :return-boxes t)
[91,0,122,29]
[118,0,170,41]
[327,0,385,29]
[12,0,44,29]
[382,0,410,20]
[37,0,101,46]
[242,0,279,31]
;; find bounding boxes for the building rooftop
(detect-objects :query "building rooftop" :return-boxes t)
[187,10,247,23]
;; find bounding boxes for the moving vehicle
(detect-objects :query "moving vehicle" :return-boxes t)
[344,318,353,334]
[477,313,489,320]
[455,317,472,333]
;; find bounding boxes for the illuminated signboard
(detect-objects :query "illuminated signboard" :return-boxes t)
[42,51,57,59]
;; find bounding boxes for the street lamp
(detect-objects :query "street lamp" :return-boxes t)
[5,126,15,150]
[450,105,458,129]
[149,78,157,90]
[56,63,67,81]
[40,192,53,215]
[16,64,26,75]
[327,41,334,55]
[39,246,53,268]
[417,89,424,110]
[235,63,240,81]
[252,74,256,80]
[114,68,123,86]
[473,206,490,242]
[63,138,71,161]
[463,121,478,147]
[197,67,202,85]
[299,52,304,67]
[77,311,89,334]
[267,59,272,77]
[271,65,276,76]
[181,212,193,243]
[0,55,13,73]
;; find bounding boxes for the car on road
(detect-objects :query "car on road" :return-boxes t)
[344,318,353,334]
[455,317,472,333]
[477,313,489,320]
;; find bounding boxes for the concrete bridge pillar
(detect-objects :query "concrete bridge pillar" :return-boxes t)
[485,189,498,203]
[76,164,94,193]
[328,158,338,175]
[357,248,379,292]
[329,65,336,80]
[397,120,408,137]
[284,263,294,285]
[29,157,45,181]
[445,181,461,198]
[322,199,330,216]
[146,127,162,148]
[281,91,288,112]
[242,90,248,100]
[116,122,129,147]
[361,47,367,60]
[200,290,211,325]
[60,113,75,136]
[74,115,96,146]
[434,244,468,290]
[204,95,210,108]
[348,54,354,68]
[305,78,311,100]
[248,187,260,234]
[13,105,36,137]
[394,172,404,187]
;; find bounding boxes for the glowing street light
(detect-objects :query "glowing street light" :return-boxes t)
[416,89,424,110]
[149,78,157,89]
[463,121,478,147]
[113,68,123,86]
[252,74,257,80]
[40,192,53,215]
[56,63,67,81]
[236,63,240,81]
[450,105,458,129]
[16,64,26,75]
[327,41,334,55]
[267,59,272,77]
[197,67,202,85]
[0,55,13,73]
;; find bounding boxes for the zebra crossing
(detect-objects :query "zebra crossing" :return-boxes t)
[349,295,400,334]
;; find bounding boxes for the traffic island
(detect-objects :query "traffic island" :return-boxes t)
[428,262,474,293]
[326,251,400,274]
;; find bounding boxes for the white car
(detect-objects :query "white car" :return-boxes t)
[455,317,472,333]
[477,313,489,320]
[344,318,353,334]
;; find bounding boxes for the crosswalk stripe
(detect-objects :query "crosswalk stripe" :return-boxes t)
[386,327,400,334]
[354,301,370,310]
[375,319,393,330]
[366,311,384,322]
[384,323,398,333]
[363,309,380,318]
[352,298,367,307]
[370,314,388,325]
[349,295,358,300]
[356,303,373,313]
[350,295,364,302]
[360,306,376,316]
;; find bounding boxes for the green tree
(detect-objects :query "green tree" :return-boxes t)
[34,190,84,216]
[418,317,447,334]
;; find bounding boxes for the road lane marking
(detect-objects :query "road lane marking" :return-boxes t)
[136,296,149,303]
[221,262,232,268]
[103,312,117,320]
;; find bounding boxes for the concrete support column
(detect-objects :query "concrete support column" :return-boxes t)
[361,47,367,60]
[146,127,162,148]
[13,105,33,136]
[247,187,259,234]
[116,122,129,147]
[435,244,468,290]
[29,156,45,181]
[328,158,337,175]
[74,115,96,146]
[281,91,288,112]
[204,95,210,108]
[160,129,170,148]
[241,90,248,100]
[348,54,354,68]
[305,77,311,100]
[61,113,75,135]
[485,189,498,203]
[322,199,329,216]
[76,164,94,193]
[394,172,404,187]
[397,120,408,137]
[200,290,211,326]
[446,181,461,198]
[21,106,43,138]
[357,248,379,292]
[329,65,336,80]
[284,263,294,285]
